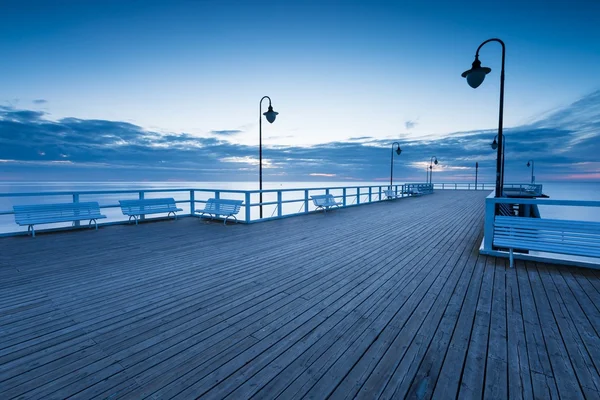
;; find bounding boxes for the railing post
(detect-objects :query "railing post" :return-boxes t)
[245,192,251,222]
[190,190,195,215]
[468,183,471,190]
[378,186,382,200]
[356,188,360,204]
[139,191,145,221]
[343,188,347,206]
[277,191,283,218]
[442,183,445,189]
[73,194,80,227]
[304,190,309,213]
[483,196,496,252]
[455,183,457,190]
[368,187,372,203]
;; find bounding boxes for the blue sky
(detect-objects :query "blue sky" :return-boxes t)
[1,0,599,182]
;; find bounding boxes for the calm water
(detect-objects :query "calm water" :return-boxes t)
[1,181,598,234]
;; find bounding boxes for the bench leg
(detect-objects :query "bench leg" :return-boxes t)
[28,225,35,238]
[509,248,514,268]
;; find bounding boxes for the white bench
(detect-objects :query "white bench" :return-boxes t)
[311,194,342,212]
[494,216,600,267]
[383,189,401,199]
[13,202,107,237]
[119,198,182,225]
[196,198,243,225]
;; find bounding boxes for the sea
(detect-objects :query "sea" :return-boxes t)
[0,181,598,235]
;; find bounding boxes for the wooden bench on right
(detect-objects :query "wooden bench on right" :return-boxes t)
[493,216,600,267]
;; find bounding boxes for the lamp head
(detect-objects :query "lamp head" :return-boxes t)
[395,145,402,156]
[527,161,531,167]
[461,56,491,89]
[263,105,278,123]
[491,138,498,150]
[434,158,438,165]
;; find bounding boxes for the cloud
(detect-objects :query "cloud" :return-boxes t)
[405,120,418,130]
[1,90,599,182]
[309,173,336,177]
[210,129,243,136]
[32,99,48,105]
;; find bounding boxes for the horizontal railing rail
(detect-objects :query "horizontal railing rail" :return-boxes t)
[0,182,492,236]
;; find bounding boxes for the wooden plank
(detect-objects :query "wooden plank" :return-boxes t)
[483,257,508,398]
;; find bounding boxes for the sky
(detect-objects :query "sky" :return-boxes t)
[1,0,599,183]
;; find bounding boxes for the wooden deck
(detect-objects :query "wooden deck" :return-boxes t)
[1,190,600,399]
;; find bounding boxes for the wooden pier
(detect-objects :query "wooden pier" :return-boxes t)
[1,190,599,399]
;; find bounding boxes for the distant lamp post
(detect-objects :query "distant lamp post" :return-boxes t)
[259,96,278,219]
[527,160,535,183]
[462,38,506,198]
[429,156,438,184]
[389,142,402,189]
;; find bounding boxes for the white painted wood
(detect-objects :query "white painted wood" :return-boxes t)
[493,216,600,262]
[119,198,182,225]
[13,202,107,237]
[196,198,243,225]
[310,195,342,213]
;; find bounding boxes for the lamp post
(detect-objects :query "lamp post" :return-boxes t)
[259,96,278,219]
[527,160,535,183]
[389,142,402,190]
[429,156,438,184]
[491,134,505,190]
[462,38,506,198]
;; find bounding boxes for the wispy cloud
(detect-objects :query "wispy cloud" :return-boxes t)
[405,120,418,130]
[1,90,599,182]
[210,129,243,136]
[32,99,48,105]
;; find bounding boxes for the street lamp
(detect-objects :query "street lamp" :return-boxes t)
[527,160,535,183]
[389,142,402,190]
[259,96,278,219]
[491,134,505,191]
[462,38,506,198]
[429,156,438,184]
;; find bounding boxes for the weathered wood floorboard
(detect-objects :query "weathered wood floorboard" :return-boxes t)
[1,191,599,399]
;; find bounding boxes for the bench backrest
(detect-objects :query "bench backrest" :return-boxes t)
[311,194,337,206]
[494,216,600,258]
[119,198,178,214]
[14,202,103,223]
[203,198,243,214]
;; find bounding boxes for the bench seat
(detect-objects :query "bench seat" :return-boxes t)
[493,216,600,267]
[383,189,401,199]
[14,202,106,237]
[196,198,243,225]
[119,198,182,225]
[311,194,342,212]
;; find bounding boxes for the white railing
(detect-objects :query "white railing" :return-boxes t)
[434,182,495,190]
[481,191,600,266]
[0,183,447,236]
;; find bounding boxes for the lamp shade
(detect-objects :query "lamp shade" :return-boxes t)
[434,159,438,165]
[491,138,498,150]
[461,57,491,89]
[527,161,530,167]
[396,146,402,155]
[263,106,278,123]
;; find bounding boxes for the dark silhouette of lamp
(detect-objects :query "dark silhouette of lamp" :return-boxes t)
[259,96,278,219]
[462,38,505,198]
[389,142,402,189]
[429,156,438,184]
